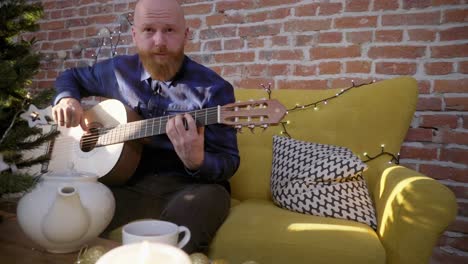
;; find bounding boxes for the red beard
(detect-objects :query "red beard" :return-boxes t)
[138,45,185,81]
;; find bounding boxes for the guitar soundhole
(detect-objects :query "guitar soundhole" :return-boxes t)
[80,128,99,152]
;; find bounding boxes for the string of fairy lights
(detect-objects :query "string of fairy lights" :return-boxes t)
[262,80,400,165]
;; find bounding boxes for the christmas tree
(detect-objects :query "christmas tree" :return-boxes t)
[0,0,58,195]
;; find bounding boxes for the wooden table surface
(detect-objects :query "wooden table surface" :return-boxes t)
[0,210,120,264]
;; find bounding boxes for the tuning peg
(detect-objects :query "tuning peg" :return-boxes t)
[248,125,255,133]
[261,124,269,132]
[235,125,243,133]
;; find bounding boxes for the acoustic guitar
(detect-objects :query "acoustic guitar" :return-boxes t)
[35,99,287,185]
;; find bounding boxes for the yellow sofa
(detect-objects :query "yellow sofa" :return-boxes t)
[208,77,457,264]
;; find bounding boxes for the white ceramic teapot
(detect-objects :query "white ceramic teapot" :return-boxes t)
[16,172,115,253]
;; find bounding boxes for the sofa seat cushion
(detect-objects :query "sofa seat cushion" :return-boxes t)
[209,199,385,264]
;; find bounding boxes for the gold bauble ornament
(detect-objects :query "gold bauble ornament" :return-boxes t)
[189,252,210,264]
[75,245,108,264]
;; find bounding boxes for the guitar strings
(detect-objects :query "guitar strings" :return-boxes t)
[47,109,221,153]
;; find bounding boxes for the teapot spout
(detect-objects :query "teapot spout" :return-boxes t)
[42,185,90,245]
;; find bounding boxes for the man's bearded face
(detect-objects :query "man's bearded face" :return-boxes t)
[137,42,185,81]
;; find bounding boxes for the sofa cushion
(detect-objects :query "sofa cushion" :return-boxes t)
[209,199,385,264]
[270,136,377,229]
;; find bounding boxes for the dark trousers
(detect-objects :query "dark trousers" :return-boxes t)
[101,173,231,254]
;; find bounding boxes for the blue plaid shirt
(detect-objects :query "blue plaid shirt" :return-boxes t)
[54,55,239,185]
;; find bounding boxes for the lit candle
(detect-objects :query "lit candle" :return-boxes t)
[96,241,191,264]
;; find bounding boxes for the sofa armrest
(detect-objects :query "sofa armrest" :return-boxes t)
[373,164,457,264]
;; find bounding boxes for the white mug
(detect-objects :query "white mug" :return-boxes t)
[122,220,191,249]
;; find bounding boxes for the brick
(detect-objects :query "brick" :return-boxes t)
[310,45,361,59]
[425,62,454,75]
[439,26,468,41]
[459,61,468,74]
[345,0,370,12]
[318,62,342,74]
[221,65,241,78]
[257,0,301,7]
[294,3,319,17]
[382,12,441,26]
[214,52,255,63]
[420,164,468,182]
[246,37,265,48]
[245,8,291,23]
[271,36,289,47]
[284,19,332,32]
[244,64,267,77]
[346,31,373,44]
[433,0,462,6]
[269,64,290,76]
[404,127,434,142]
[296,35,318,46]
[199,26,237,40]
[318,32,343,43]
[373,0,399,10]
[66,18,88,28]
[368,46,426,59]
[400,146,437,160]
[417,97,443,111]
[431,246,468,264]
[277,79,328,90]
[202,40,221,52]
[432,44,468,58]
[234,78,273,89]
[216,0,256,12]
[376,62,417,75]
[346,61,371,73]
[41,21,65,30]
[464,116,468,129]
[183,3,213,15]
[445,97,468,111]
[186,18,202,29]
[418,80,431,94]
[239,24,281,37]
[184,41,201,53]
[223,39,243,50]
[434,79,468,93]
[294,64,318,76]
[318,2,343,15]
[330,77,376,89]
[403,0,432,9]
[408,29,437,41]
[53,41,75,51]
[420,114,459,128]
[375,30,403,42]
[442,9,468,23]
[440,148,468,165]
[259,49,303,61]
[458,201,468,218]
[435,129,468,145]
[334,16,377,29]
[447,218,468,233]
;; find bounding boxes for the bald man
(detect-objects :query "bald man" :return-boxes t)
[52,0,239,253]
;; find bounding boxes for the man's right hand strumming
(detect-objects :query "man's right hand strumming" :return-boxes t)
[52,97,88,130]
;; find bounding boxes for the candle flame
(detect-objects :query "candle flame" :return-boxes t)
[138,241,151,264]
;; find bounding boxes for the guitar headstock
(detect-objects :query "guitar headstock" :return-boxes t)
[220,99,287,130]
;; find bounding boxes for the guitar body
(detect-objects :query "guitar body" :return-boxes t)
[46,100,142,186]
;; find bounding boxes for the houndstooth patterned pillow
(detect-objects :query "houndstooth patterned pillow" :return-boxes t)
[271,136,378,230]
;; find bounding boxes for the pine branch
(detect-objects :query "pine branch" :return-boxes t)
[17,130,59,150]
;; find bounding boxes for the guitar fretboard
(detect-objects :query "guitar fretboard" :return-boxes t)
[95,106,220,146]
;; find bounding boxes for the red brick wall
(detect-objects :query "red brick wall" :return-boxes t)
[30,0,467,262]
